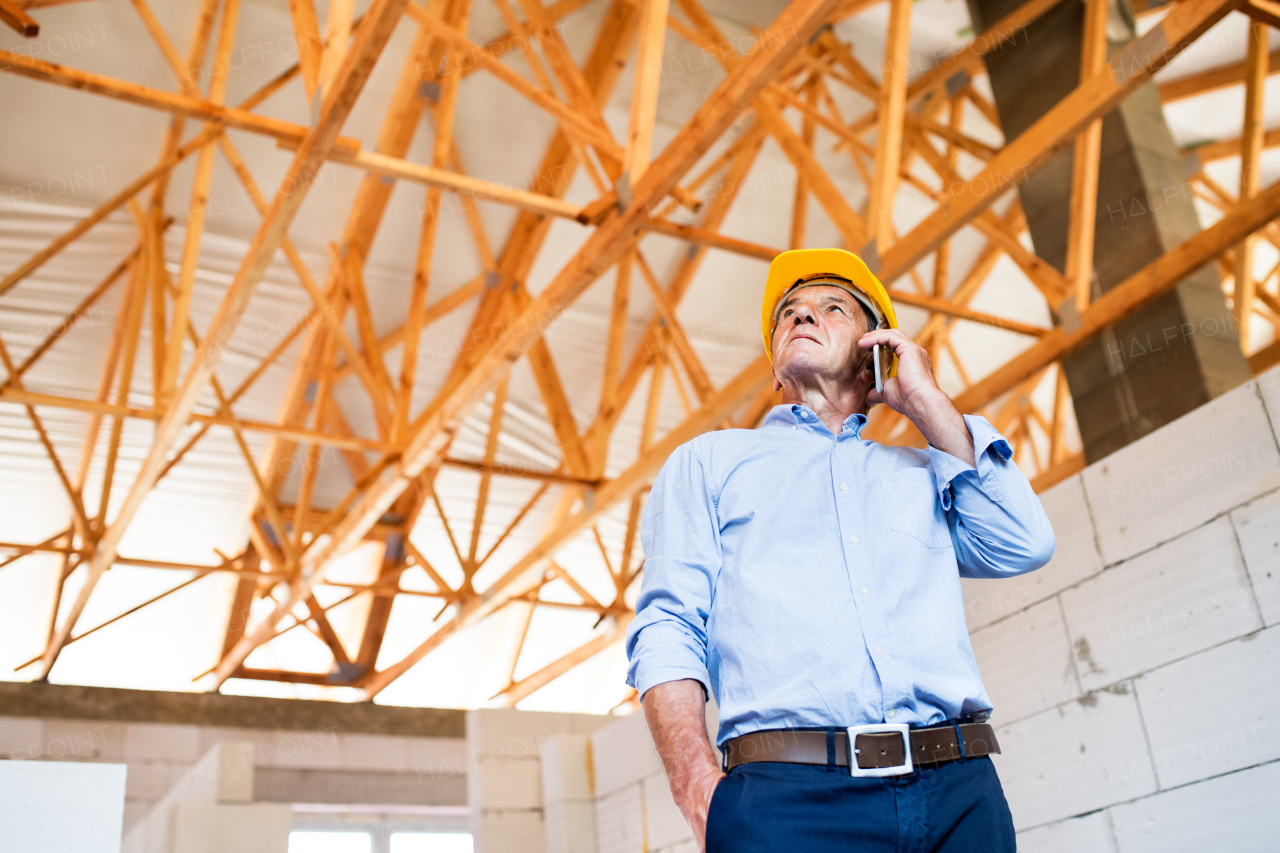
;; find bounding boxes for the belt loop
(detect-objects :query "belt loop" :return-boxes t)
[722,741,730,773]
[826,727,836,771]
[951,721,967,762]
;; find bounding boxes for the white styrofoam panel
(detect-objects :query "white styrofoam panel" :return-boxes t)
[341,733,409,773]
[0,760,127,853]
[1110,758,1280,853]
[1135,625,1280,789]
[0,717,43,759]
[963,476,1103,631]
[994,685,1156,831]
[1016,811,1118,853]
[42,719,127,761]
[590,712,666,799]
[544,800,597,853]
[542,734,594,805]
[123,722,201,763]
[970,597,1080,725]
[169,803,292,853]
[477,809,547,853]
[1080,380,1280,565]
[476,757,544,810]
[1060,517,1261,691]
[1229,486,1280,626]
[594,782,645,853]
[643,775,691,852]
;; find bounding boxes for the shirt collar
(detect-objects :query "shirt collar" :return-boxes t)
[762,404,868,438]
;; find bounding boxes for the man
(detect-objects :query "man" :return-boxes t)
[625,248,1054,852]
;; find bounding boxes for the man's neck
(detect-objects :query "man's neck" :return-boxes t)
[779,382,867,435]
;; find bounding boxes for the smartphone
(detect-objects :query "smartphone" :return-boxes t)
[872,344,884,395]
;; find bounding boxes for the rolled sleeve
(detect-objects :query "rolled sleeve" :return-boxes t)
[927,415,1013,510]
[626,442,721,700]
[928,415,1055,578]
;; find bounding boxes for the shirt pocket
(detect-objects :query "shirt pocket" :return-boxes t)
[880,467,951,549]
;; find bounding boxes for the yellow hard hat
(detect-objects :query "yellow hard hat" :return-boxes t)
[761,248,899,372]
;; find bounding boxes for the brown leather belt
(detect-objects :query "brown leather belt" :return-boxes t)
[724,723,999,775]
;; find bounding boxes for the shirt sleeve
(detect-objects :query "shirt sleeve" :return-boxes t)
[927,414,1056,579]
[625,442,720,701]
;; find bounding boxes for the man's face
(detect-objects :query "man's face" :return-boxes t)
[770,284,872,387]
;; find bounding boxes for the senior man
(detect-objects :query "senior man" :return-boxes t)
[625,248,1055,852]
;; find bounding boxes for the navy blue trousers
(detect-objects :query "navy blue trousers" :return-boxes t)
[705,756,1015,853]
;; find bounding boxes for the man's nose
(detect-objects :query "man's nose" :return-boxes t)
[792,304,817,325]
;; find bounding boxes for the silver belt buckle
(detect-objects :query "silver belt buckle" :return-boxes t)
[846,723,913,778]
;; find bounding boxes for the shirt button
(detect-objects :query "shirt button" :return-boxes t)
[875,644,883,653]
[860,586,869,595]
[840,483,849,491]
[886,709,896,719]
[849,535,859,544]
[792,425,798,430]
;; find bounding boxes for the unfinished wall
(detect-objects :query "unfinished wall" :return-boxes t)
[0,685,467,836]
[964,363,1280,850]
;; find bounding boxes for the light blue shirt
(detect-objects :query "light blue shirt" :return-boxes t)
[626,404,1055,746]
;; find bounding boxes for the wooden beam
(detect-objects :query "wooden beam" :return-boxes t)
[642,218,779,261]
[0,0,38,36]
[879,0,1247,286]
[287,0,323,106]
[0,49,361,156]
[1245,0,1280,27]
[906,0,1068,104]
[161,0,241,411]
[1189,127,1280,163]
[624,0,670,181]
[492,615,632,705]
[867,0,912,248]
[1159,47,1280,102]
[1065,0,1107,312]
[1235,20,1269,350]
[952,174,1280,414]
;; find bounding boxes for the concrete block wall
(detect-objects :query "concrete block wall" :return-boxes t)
[541,734,597,853]
[466,708,615,853]
[0,713,467,836]
[965,366,1280,851]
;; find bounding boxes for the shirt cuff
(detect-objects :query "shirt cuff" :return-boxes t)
[927,415,1013,510]
[627,661,711,702]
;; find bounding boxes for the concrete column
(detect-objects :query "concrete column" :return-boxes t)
[964,0,1251,461]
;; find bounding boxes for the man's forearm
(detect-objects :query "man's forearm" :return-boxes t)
[909,390,975,467]
[643,679,724,848]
